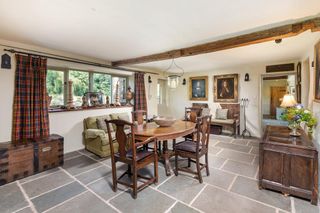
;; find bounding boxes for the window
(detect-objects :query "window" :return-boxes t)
[157,79,167,105]
[112,77,127,104]
[69,70,89,106]
[93,73,112,97]
[46,68,128,108]
[46,69,64,106]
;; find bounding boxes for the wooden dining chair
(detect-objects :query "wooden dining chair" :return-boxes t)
[105,119,158,199]
[184,107,203,141]
[185,107,203,123]
[174,115,212,183]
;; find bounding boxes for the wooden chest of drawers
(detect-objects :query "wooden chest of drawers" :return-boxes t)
[259,126,318,205]
[0,134,64,186]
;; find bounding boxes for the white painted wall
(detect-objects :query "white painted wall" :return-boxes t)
[167,66,262,137]
[0,39,154,153]
[50,107,132,153]
[166,62,300,137]
[300,38,320,199]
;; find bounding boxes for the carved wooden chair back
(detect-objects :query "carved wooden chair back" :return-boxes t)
[106,119,135,162]
[195,115,212,154]
[132,110,148,126]
[185,107,203,123]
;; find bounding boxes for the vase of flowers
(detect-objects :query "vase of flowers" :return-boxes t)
[281,104,317,137]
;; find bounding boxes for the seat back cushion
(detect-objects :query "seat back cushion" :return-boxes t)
[96,115,113,132]
[110,113,131,129]
[215,109,228,120]
[85,116,99,129]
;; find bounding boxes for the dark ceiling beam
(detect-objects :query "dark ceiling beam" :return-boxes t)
[112,16,320,66]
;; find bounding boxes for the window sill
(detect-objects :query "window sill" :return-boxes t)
[49,105,133,113]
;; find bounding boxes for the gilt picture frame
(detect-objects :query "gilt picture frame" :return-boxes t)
[314,40,320,102]
[189,76,208,101]
[214,74,238,103]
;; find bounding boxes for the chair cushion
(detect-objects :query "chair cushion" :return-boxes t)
[211,119,235,124]
[175,141,201,153]
[115,149,153,161]
[215,108,228,120]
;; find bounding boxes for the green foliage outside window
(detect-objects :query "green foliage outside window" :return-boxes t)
[46,70,64,106]
[93,73,111,97]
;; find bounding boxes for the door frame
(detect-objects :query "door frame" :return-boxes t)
[259,72,297,136]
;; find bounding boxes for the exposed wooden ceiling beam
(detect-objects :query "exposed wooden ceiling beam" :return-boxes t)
[112,16,320,66]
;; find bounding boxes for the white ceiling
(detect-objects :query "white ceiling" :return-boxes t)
[0,0,319,71]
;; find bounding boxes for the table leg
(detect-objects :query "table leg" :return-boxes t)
[162,140,171,176]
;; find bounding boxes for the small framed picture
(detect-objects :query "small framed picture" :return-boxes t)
[290,86,296,94]
[189,76,208,101]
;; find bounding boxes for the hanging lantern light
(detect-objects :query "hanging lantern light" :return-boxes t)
[164,58,184,89]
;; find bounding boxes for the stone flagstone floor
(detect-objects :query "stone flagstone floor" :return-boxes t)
[0,135,319,213]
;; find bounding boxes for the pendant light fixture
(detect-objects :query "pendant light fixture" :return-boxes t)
[164,58,185,89]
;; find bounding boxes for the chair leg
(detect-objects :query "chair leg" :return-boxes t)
[196,158,203,183]
[111,160,117,192]
[132,166,137,199]
[127,165,132,177]
[174,154,178,176]
[205,153,210,176]
[154,153,158,184]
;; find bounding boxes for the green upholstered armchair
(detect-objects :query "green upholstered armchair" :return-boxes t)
[83,113,131,158]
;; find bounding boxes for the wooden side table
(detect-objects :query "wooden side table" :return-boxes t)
[259,125,318,205]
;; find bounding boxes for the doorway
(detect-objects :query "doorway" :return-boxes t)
[261,74,296,128]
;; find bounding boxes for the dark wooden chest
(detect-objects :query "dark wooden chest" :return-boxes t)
[0,134,64,186]
[33,134,64,173]
[0,141,34,185]
[259,126,318,205]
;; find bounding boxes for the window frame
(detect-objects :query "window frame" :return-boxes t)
[47,66,128,108]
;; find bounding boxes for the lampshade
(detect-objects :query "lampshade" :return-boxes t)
[167,75,180,89]
[280,94,297,107]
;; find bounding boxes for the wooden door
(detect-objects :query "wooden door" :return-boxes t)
[270,86,286,116]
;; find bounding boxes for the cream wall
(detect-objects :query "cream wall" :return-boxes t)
[166,62,299,138]
[0,39,157,153]
[167,66,263,137]
[300,38,320,198]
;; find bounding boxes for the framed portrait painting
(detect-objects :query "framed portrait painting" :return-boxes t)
[189,76,208,101]
[214,74,238,103]
[315,40,320,102]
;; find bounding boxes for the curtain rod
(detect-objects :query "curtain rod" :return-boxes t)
[2,46,158,75]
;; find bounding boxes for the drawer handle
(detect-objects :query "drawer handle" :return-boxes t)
[42,147,52,152]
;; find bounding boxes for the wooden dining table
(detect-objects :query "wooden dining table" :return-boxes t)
[134,120,196,176]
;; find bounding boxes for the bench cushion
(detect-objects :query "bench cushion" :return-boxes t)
[211,119,235,125]
[215,108,228,120]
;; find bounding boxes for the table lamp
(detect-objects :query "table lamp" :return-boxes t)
[280,94,297,108]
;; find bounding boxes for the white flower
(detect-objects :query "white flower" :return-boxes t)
[304,110,310,114]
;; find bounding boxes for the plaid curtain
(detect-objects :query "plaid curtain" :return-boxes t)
[134,72,147,111]
[12,54,50,141]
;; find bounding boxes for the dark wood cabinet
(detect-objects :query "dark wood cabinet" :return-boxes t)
[259,126,318,205]
[0,134,64,186]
